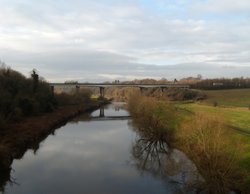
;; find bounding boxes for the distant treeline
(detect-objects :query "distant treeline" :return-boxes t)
[189,78,250,90]
[109,77,250,90]
[0,64,91,130]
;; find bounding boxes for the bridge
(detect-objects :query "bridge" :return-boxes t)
[72,106,131,121]
[49,83,190,98]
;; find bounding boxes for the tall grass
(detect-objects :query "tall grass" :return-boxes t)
[177,114,247,193]
[127,91,248,193]
[128,91,178,143]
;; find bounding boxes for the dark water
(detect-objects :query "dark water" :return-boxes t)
[3,103,202,194]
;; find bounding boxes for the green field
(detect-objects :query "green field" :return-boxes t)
[177,88,250,131]
[201,88,250,107]
[177,89,250,171]
[179,103,250,132]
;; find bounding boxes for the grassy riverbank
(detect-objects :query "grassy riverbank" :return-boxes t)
[127,91,250,193]
[178,103,250,132]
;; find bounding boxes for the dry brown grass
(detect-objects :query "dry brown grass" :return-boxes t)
[128,91,178,143]
[128,91,249,193]
[177,113,246,193]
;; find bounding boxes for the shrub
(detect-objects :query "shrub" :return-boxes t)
[55,89,92,106]
[0,114,7,131]
[177,114,245,193]
[12,107,23,121]
[128,92,178,142]
[0,65,57,125]
[18,97,39,116]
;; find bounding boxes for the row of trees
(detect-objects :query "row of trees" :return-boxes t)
[0,64,57,130]
[190,77,250,89]
[120,77,250,90]
[0,63,92,131]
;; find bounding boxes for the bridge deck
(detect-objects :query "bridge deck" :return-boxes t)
[50,83,190,88]
[90,116,132,121]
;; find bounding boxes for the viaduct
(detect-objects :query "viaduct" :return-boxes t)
[49,83,190,98]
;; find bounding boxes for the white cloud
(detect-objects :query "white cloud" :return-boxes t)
[0,0,250,81]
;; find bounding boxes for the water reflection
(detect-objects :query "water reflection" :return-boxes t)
[131,135,204,194]
[132,137,170,177]
[0,126,58,193]
[71,103,131,122]
[1,103,203,194]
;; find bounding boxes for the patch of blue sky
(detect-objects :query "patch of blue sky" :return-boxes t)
[138,0,207,21]
[138,0,187,15]
[199,13,248,22]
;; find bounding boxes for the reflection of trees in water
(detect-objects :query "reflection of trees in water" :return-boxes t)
[0,169,19,193]
[129,117,244,194]
[0,126,59,192]
[131,135,204,194]
[132,136,169,177]
[0,169,11,193]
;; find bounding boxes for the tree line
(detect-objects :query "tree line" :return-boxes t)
[0,63,91,131]
[190,77,250,90]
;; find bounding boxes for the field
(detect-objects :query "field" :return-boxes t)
[201,88,250,107]
[177,89,250,171]
[179,103,250,132]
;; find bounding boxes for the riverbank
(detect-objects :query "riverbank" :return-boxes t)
[127,92,250,193]
[0,100,109,173]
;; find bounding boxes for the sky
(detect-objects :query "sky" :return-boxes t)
[0,0,250,82]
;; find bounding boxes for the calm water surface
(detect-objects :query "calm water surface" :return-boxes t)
[3,103,201,194]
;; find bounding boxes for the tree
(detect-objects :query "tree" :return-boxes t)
[31,69,39,92]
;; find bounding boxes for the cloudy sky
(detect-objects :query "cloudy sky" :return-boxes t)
[0,0,250,82]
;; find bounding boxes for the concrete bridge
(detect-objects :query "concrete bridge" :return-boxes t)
[49,83,190,98]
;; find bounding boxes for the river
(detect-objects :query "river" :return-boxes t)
[2,103,202,194]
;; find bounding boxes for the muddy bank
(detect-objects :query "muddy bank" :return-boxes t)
[0,100,108,173]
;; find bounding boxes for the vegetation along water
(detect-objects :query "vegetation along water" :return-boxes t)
[1,65,250,194]
[127,91,250,193]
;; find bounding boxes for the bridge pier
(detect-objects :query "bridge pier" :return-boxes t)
[76,85,80,93]
[139,87,146,94]
[160,87,166,92]
[99,107,105,117]
[160,87,166,97]
[99,87,105,98]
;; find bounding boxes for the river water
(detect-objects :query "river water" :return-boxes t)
[3,103,202,194]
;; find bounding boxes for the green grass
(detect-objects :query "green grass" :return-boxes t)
[178,103,250,132]
[165,88,250,188]
[176,102,250,174]
[201,89,250,107]
[239,135,250,171]
[91,95,99,99]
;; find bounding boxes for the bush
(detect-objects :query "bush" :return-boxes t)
[12,107,23,121]
[0,114,7,131]
[0,65,57,126]
[164,88,206,101]
[128,92,178,142]
[177,114,245,193]
[19,97,40,116]
[55,89,92,106]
